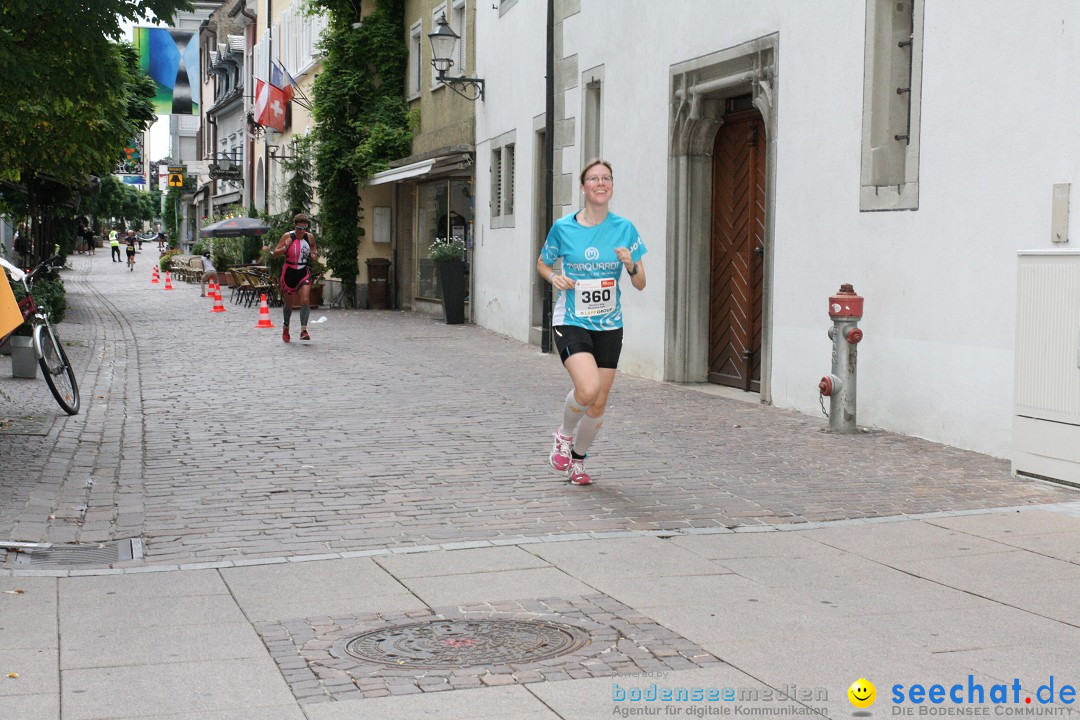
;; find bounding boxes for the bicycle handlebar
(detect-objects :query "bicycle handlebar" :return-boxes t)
[25,255,63,282]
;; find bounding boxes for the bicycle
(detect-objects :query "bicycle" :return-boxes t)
[1,254,80,415]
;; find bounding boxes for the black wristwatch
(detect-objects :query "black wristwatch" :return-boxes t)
[626,262,638,277]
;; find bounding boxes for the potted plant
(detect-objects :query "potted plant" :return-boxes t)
[429,236,466,324]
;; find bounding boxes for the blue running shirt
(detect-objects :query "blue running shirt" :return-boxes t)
[541,211,647,330]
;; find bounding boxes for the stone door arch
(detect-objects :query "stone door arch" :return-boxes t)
[665,35,777,401]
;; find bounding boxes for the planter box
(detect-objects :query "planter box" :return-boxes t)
[9,335,37,378]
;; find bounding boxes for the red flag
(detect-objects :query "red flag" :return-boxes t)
[264,83,287,132]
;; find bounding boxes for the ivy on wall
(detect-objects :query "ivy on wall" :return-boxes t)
[309,0,413,306]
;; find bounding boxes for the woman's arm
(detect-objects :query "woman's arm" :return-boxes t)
[615,248,646,290]
[536,255,574,291]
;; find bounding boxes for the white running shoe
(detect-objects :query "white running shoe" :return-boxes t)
[549,431,573,472]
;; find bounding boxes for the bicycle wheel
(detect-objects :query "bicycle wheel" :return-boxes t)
[37,323,80,415]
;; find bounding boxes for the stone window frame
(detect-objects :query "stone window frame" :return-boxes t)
[408,20,423,101]
[491,130,516,229]
[859,0,925,211]
[581,65,605,168]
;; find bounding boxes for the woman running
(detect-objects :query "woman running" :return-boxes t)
[536,159,647,486]
[266,213,317,343]
[124,230,137,271]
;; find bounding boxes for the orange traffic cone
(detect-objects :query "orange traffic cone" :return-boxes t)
[151,266,159,284]
[207,279,217,300]
[211,289,226,313]
[164,272,173,290]
[255,294,274,328]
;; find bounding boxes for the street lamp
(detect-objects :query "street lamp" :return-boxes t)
[427,14,485,101]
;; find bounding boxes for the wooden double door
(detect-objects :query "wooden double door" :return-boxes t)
[709,105,766,392]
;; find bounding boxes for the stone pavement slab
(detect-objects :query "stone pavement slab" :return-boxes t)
[219,557,427,621]
[398,566,597,606]
[61,620,269,670]
[0,694,59,720]
[303,685,560,720]
[0,577,57,651]
[526,666,777,720]
[0,647,57,699]
[60,657,296,720]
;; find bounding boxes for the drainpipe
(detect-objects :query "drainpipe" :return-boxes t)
[541,0,554,354]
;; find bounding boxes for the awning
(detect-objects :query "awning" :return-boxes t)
[366,153,472,186]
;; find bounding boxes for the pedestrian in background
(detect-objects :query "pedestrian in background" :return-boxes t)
[13,223,30,264]
[125,230,137,271]
[536,158,647,486]
[265,212,317,343]
[199,253,216,297]
[109,228,121,262]
[156,231,167,252]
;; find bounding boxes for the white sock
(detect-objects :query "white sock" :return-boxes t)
[572,413,604,457]
[558,388,591,437]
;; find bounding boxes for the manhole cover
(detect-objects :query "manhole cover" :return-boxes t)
[343,619,590,669]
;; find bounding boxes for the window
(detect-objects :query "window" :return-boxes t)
[452,0,467,76]
[582,67,605,164]
[491,132,516,228]
[860,0,924,211]
[409,21,422,99]
[278,0,329,78]
[431,5,446,88]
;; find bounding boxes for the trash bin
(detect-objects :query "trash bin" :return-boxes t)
[366,257,391,310]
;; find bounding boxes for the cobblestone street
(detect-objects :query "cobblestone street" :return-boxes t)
[1,253,1075,565]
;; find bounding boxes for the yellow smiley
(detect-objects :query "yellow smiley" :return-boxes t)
[848,678,876,708]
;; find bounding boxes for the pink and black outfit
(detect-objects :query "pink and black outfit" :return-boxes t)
[280,231,313,294]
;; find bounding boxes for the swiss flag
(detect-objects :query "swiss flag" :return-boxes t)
[265,83,287,132]
[254,79,286,132]
[254,79,270,127]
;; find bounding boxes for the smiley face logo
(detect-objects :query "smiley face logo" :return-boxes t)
[848,678,876,708]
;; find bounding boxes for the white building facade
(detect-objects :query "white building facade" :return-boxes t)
[474,0,1080,460]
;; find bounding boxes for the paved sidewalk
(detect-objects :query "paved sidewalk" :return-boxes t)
[2,253,1079,719]
[3,507,1080,719]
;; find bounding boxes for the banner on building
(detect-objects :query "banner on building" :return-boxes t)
[133,26,201,116]
[115,136,144,175]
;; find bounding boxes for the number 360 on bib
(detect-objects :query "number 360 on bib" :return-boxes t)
[576,278,617,317]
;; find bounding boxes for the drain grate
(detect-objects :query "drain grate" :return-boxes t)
[343,619,590,669]
[11,539,143,568]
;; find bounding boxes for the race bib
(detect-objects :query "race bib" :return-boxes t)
[575,278,617,317]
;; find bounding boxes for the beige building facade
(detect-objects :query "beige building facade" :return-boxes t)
[367,0,477,313]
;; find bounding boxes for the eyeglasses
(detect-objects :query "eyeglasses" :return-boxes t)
[294,223,309,229]
[584,175,613,184]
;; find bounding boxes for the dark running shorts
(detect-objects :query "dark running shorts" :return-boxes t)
[553,325,623,369]
[281,266,310,293]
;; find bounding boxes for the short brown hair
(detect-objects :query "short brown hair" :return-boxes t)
[580,158,613,185]
[293,213,310,224]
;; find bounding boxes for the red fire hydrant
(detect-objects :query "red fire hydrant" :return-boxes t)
[819,284,864,433]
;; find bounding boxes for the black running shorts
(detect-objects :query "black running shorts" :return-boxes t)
[553,325,623,369]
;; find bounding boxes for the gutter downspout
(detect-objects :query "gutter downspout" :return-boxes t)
[541,0,554,354]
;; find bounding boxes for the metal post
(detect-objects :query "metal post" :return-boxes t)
[541,0,554,354]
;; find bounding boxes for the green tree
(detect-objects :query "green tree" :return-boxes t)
[0,1,191,187]
[310,0,412,307]
[0,1,191,262]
